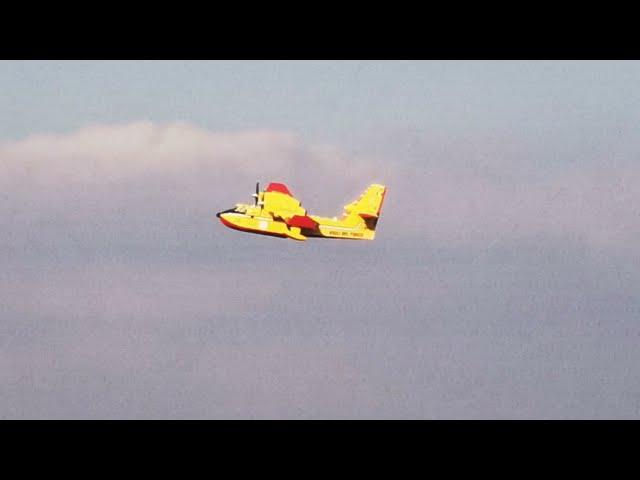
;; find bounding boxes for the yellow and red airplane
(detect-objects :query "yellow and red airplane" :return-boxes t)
[216,182,386,241]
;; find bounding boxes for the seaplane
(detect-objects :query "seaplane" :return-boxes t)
[216,182,386,241]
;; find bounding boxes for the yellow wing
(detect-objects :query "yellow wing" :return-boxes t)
[261,183,318,230]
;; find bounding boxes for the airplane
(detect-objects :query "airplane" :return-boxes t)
[216,182,386,241]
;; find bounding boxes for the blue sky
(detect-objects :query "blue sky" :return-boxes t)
[1,61,640,418]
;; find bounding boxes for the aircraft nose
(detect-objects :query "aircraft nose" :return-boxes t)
[216,208,237,219]
[217,211,232,223]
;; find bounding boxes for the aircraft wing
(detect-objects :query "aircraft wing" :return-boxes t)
[262,183,319,230]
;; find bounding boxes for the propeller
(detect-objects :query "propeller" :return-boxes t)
[252,182,260,206]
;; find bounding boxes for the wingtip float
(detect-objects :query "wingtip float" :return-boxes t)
[216,182,387,241]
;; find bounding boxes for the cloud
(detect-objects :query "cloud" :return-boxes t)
[0,121,377,202]
[1,120,639,255]
[0,121,382,251]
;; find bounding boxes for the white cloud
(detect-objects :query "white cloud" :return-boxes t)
[1,120,638,252]
[0,122,382,249]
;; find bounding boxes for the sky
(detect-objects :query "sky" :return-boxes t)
[1,61,640,418]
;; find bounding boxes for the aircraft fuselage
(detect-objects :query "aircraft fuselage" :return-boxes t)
[216,182,386,242]
[216,209,375,241]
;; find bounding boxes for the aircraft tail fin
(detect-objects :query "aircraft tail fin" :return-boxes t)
[343,184,387,230]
